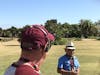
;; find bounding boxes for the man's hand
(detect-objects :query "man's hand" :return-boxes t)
[57,68,79,75]
[71,68,79,75]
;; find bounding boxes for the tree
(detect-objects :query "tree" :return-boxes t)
[69,24,81,38]
[79,19,98,38]
[45,19,63,44]
[45,19,58,34]
[7,26,18,38]
[95,20,100,26]
[0,27,2,37]
[61,23,70,38]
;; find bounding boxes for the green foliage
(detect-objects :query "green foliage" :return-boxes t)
[53,38,67,45]
[0,19,100,44]
[45,19,58,34]
[74,38,82,41]
[58,38,67,45]
[79,19,98,38]
[96,37,100,40]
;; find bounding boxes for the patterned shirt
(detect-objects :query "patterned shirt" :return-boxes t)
[58,54,80,71]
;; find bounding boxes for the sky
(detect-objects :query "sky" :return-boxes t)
[0,0,100,29]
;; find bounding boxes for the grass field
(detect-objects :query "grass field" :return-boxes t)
[0,39,100,75]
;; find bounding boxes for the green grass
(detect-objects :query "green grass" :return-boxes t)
[1,39,100,75]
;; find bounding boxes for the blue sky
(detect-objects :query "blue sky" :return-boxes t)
[0,0,100,29]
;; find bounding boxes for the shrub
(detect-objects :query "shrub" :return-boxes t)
[74,38,82,41]
[53,38,67,45]
[96,37,100,40]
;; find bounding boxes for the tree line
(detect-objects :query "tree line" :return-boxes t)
[0,19,100,44]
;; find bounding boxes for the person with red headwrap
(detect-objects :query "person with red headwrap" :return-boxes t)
[4,25,55,75]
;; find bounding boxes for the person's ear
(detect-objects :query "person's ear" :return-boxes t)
[40,42,48,55]
[44,40,51,52]
[44,42,48,52]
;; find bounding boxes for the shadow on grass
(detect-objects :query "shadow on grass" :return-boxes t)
[4,45,20,46]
